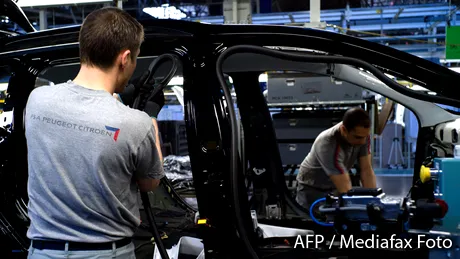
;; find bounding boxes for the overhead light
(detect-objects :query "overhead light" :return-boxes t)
[15,0,112,8]
[143,4,187,20]
[441,59,460,63]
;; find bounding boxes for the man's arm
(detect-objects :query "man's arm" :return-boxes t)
[135,124,165,192]
[114,93,164,163]
[137,120,163,192]
[315,139,352,194]
[358,136,376,188]
[115,88,165,192]
[151,118,163,162]
[329,174,352,194]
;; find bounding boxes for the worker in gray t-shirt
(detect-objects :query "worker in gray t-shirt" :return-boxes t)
[25,7,163,259]
[295,107,377,212]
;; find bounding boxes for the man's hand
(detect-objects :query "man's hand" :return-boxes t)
[330,174,352,194]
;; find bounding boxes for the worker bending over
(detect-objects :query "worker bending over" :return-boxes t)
[25,7,164,259]
[295,107,376,211]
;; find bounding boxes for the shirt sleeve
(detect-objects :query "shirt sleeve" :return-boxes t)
[314,137,348,176]
[134,125,164,180]
[359,135,371,157]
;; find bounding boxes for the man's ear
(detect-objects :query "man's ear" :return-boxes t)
[120,49,131,68]
[340,124,347,135]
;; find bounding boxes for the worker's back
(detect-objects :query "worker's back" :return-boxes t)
[24,81,163,242]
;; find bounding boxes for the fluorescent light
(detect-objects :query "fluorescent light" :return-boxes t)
[16,0,112,8]
[441,59,460,63]
[143,5,187,20]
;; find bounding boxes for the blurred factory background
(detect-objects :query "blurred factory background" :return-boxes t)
[2,0,460,195]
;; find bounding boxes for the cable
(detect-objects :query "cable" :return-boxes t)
[309,198,333,227]
[161,177,197,213]
[216,49,260,259]
[140,192,169,259]
[319,205,367,212]
[132,53,180,259]
[218,45,460,107]
[406,179,421,198]
[132,54,179,110]
[430,143,448,157]
[134,231,168,252]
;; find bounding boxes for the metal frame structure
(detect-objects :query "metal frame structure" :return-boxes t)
[2,1,458,59]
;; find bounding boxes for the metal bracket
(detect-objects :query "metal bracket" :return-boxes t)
[253,168,266,176]
[327,63,336,80]
[265,204,281,219]
[303,21,327,29]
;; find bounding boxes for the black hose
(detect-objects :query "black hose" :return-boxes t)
[133,54,179,109]
[133,53,181,259]
[219,45,460,108]
[216,51,260,259]
[161,177,197,213]
[140,192,169,259]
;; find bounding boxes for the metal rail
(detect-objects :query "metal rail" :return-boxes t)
[187,3,458,59]
[189,4,458,25]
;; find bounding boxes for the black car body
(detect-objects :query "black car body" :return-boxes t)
[1,1,460,258]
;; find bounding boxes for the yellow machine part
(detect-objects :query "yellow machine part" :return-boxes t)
[420,165,431,183]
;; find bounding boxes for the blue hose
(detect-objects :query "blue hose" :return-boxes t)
[309,198,333,227]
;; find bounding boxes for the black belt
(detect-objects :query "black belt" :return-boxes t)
[32,237,132,251]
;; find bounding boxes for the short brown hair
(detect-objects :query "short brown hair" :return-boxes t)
[343,107,371,130]
[78,7,144,70]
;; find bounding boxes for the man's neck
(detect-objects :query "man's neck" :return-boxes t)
[337,123,348,145]
[73,65,117,95]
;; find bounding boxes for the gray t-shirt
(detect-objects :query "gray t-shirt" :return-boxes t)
[25,81,164,242]
[296,122,370,190]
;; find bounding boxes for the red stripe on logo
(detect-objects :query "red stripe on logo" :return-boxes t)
[114,129,120,141]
